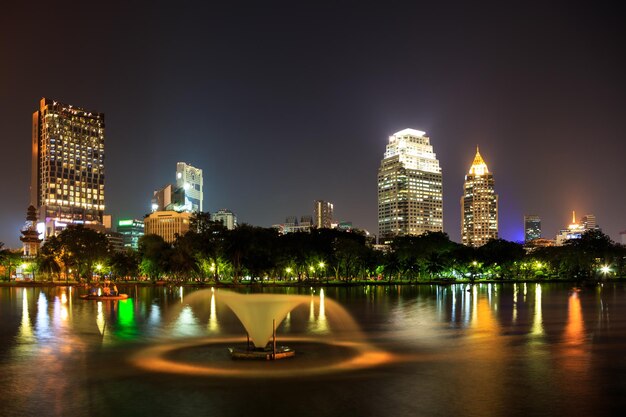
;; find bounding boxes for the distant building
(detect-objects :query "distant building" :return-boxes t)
[377,128,443,241]
[336,221,353,232]
[621,230,626,245]
[117,219,145,250]
[176,162,203,212]
[524,215,541,242]
[211,209,237,230]
[581,214,597,230]
[152,184,185,212]
[144,211,191,243]
[102,214,113,230]
[276,215,313,234]
[31,98,105,237]
[555,211,598,245]
[314,200,334,229]
[524,238,556,252]
[461,147,498,247]
[105,231,125,252]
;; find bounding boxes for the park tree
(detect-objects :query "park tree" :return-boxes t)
[138,234,171,281]
[40,225,110,281]
[109,250,141,280]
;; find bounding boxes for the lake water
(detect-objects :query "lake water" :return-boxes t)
[1,283,626,417]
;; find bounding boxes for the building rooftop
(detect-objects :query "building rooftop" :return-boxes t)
[392,128,426,137]
[468,146,490,176]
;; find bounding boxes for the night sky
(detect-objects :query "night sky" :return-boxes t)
[1,1,625,247]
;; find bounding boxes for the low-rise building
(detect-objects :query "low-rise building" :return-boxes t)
[211,209,237,230]
[105,231,125,252]
[144,211,191,243]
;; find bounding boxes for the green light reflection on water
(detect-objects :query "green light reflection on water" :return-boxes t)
[115,299,138,340]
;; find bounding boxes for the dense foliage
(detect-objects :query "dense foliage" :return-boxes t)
[15,217,626,283]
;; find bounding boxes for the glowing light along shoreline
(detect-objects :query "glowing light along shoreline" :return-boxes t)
[131,336,395,378]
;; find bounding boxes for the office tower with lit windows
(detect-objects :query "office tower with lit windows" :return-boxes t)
[524,215,541,242]
[176,162,203,212]
[377,128,443,241]
[461,147,498,247]
[314,200,334,229]
[117,219,145,250]
[31,98,105,237]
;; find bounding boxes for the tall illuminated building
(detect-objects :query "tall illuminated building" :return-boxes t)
[176,162,203,212]
[377,128,443,240]
[461,147,498,247]
[314,200,334,229]
[31,98,105,237]
[524,215,541,242]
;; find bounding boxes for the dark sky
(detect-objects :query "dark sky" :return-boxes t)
[1,1,625,247]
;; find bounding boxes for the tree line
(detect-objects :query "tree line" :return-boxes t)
[2,213,625,283]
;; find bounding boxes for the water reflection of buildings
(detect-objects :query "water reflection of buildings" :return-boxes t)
[563,292,587,366]
[530,284,544,337]
[308,289,329,334]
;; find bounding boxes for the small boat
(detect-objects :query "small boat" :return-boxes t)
[80,294,129,301]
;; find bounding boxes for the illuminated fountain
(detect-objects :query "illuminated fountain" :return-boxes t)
[219,291,304,360]
[132,289,394,378]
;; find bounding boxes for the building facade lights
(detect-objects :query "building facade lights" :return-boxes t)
[377,129,443,241]
[31,98,105,237]
[461,147,498,247]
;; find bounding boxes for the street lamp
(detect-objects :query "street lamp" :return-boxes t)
[285,267,292,280]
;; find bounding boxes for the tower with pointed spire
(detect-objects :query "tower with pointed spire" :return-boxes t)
[461,147,498,247]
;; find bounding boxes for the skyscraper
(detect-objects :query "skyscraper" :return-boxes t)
[524,215,541,242]
[377,129,443,241]
[31,98,105,237]
[176,162,203,212]
[461,147,498,247]
[314,200,334,229]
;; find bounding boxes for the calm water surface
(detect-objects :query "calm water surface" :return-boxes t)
[1,283,626,417]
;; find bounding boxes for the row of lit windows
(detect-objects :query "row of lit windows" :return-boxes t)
[44,199,105,210]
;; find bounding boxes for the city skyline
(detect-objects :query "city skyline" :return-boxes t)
[1,2,625,246]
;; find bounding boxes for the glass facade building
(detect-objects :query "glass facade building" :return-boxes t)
[117,219,145,250]
[524,215,541,242]
[377,128,443,241]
